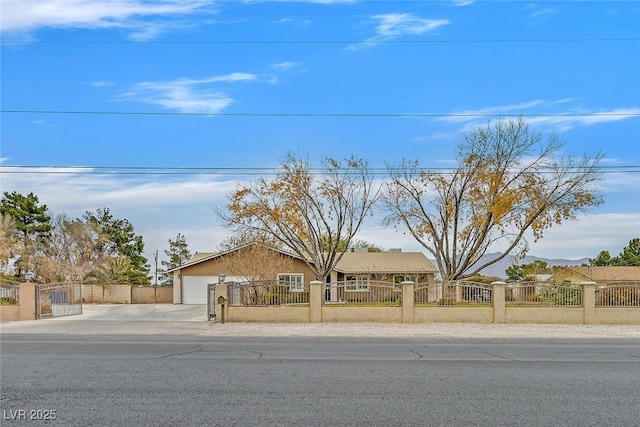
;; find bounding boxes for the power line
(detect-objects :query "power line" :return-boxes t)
[2,110,639,118]
[2,165,638,176]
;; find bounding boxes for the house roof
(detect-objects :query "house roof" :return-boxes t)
[553,266,640,283]
[334,252,437,274]
[165,242,299,273]
[167,243,437,275]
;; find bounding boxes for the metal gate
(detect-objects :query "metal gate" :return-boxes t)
[36,282,83,319]
[207,283,216,320]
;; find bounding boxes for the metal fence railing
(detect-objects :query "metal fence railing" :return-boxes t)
[36,282,83,319]
[324,281,400,306]
[596,283,640,307]
[414,281,493,306]
[229,280,309,307]
[0,280,20,305]
[506,282,582,307]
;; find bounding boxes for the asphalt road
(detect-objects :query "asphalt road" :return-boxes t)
[2,335,639,426]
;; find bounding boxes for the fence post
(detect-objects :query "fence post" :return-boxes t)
[216,282,229,322]
[492,281,506,324]
[402,281,415,324]
[581,281,597,325]
[309,281,323,323]
[20,283,37,321]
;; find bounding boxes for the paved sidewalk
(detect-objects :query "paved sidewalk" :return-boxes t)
[1,304,639,338]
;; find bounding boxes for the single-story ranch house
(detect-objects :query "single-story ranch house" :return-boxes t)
[548,266,640,284]
[168,243,437,304]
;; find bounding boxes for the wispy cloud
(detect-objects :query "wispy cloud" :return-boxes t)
[1,0,216,40]
[0,163,239,254]
[86,81,114,87]
[437,99,640,133]
[524,3,559,25]
[245,0,355,3]
[0,163,239,217]
[451,0,475,6]
[270,61,301,70]
[117,73,257,114]
[350,13,450,50]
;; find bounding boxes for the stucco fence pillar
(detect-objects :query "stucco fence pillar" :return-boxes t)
[0,282,37,322]
[402,281,415,323]
[491,281,506,324]
[581,281,597,325]
[215,282,229,323]
[309,281,323,323]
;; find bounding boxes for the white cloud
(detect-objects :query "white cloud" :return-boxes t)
[0,163,248,260]
[350,13,450,50]
[245,0,355,3]
[1,0,215,39]
[436,99,640,133]
[524,3,559,24]
[86,81,114,87]
[0,165,238,212]
[524,213,640,259]
[117,73,257,114]
[451,0,474,6]
[373,13,449,37]
[2,163,637,263]
[270,61,301,70]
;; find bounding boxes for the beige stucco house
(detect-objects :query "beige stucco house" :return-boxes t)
[168,243,437,304]
[548,266,640,284]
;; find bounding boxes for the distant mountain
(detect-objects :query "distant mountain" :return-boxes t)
[461,252,590,279]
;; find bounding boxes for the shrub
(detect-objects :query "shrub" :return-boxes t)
[0,296,18,305]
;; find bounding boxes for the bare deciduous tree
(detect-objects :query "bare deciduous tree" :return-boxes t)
[219,153,379,281]
[0,213,20,273]
[37,215,112,283]
[383,118,604,280]
[216,243,294,282]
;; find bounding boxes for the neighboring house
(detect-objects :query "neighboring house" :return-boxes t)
[548,266,640,284]
[168,243,437,304]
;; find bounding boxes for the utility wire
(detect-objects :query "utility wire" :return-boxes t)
[3,110,639,118]
[1,165,638,176]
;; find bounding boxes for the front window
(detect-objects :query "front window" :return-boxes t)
[394,275,418,291]
[277,274,304,292]
[345,275,369,292]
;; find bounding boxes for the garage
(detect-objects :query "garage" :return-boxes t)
[182,276,216,304]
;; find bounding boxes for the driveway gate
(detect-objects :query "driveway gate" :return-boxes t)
[207,283,216,320]
[36,282,83,319]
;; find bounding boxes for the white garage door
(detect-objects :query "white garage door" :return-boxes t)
[182,276,216,304]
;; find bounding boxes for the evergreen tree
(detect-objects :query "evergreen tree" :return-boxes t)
[0,191,52,243]
[0,192,52,278]
[83,208,149,274]
[160,233,192,286]
[613,238,640,266]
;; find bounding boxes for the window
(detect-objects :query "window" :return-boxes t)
[345,275,369,292]
[394,275,418,291]
[277,274,304,292]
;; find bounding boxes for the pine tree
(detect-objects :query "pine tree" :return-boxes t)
[160,233,192,286]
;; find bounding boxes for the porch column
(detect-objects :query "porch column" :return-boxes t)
[581,281,597,325]
[491,281,506,324]
[330,271,338,302]
[309,281,323,323]
[401,281,415,324]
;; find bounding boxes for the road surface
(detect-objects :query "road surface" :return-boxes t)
[2,334,639,426]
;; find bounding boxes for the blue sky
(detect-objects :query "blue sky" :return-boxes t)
[1,0,639,266]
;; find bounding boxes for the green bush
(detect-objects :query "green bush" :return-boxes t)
[0,296,18,305]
